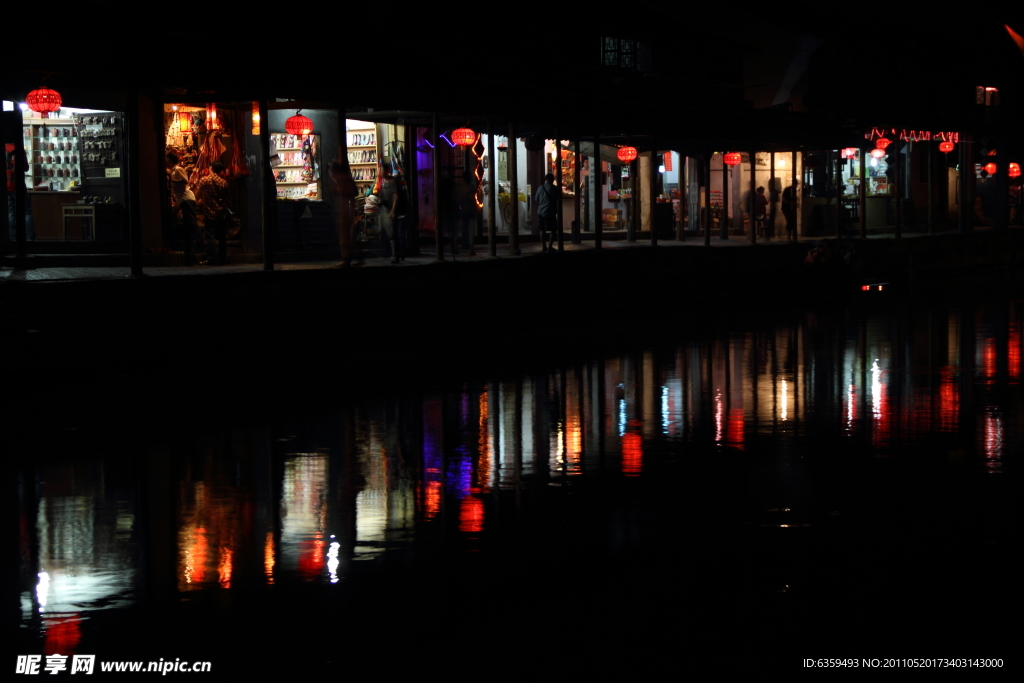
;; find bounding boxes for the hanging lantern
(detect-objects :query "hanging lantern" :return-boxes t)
[841,147,858,159]
[285,110,314,136]
[1010,162,1021,178]
[251,102,261,136]
[452,127,476,146]
[206,103,219,130]
[723,152,741,166]
[178,111,192,133]
[984,162,997,175]
[875,137,891,149]
[26,87,62,118]
[870,149,886,159]
[617,146,638,163]
[938,141,954,153]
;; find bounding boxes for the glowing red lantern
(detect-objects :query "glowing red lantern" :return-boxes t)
[26,87,62,118]
[984,162,997,175]
[875,137,891,149]
[617,146,638,163]
[1009,163,1021,178]
[285,111,314,136]
[452,127,476,146]
[178,111,192,133]
[870,149,886,159]
[938,141,954,153]
[723,152,741,166]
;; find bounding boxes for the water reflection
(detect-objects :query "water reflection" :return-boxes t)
[16,297,1023,636]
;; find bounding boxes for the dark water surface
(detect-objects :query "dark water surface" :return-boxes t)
[13,291,1022,675]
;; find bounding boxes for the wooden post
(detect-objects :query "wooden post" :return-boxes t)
[835,152,842,239]
[927,140,933,234]
[594,133,602,249]
[555,127,564,251]
[749,150,757,244]
[894,139,902,239]
[770,151,776,241]
[433,112,443,260]
[488,118,497,256]
[126,90,144,276]
[509,121,519,255]
[859,147,867,239]
[627,156,636,243]
[573,139,581,244]
[721,154,730,239]
[703,153,711,246]
[650,141,658,246]
[794,150,801,242]
[10,111,29,265]
[258,100,275,270]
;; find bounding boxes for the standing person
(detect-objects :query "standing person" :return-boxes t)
[381,172,410,264]
[6,142,35,244]
[166,151,201,264]
[534,172,560,251]
[329,160,361,267]
[195,160,229,265]
[455,173,477,255]
[754,186,768,238]
[782,181,799,240]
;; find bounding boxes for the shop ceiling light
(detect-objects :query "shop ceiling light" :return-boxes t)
[1010,163,1021,178]
[452,127,476,146]
[870,149,886,159]
[285,110,314,136]
[875,137,891,149]
[938,141,955,153]
[617,146,638,163]
[252,102,261,136]
[26,87,62,118]
[723,153,741,166]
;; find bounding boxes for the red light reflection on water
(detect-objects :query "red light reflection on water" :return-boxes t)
[1009,323,1020,382]
[939,367,959,430]
[43,614,81,656]
[726,408,745,450]
[622,428,642,477]
[459,490,485,534]
[297,534,325,579]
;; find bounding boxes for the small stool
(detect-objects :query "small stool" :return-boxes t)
[63,205,95,241]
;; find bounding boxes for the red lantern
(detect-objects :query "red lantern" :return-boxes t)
[206,103,219,131]
[984,162,997,175]
[938,141,954,153]
[723,152,741,166]
[1009,163,1021,178]
[285,111,314,136]
[452,127,476,146]
[178,111,192,133]
[26,87,62,118]
[870,149,886,159]
[875,137,891,149]
[617,146,638,163]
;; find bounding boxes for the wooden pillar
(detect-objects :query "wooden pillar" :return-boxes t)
[487,119,497,257]
[794,150,800,242]
[126,90,143,276]
[835,152,842,239]
[859,147,867,239]
[594,134,602,249]
[649,142,658,246]
[960,137,973,234]
[433,112,442,260]
[509,121,520,255]
[721,155,730,239]
[258,100,275,270]
[749,150,757,244]
[894,140,902,239]
[627,156,637,243]
[770,151,776,240]
[9,110,29,264]
[703,153,711,246]
[677,152,685,241]
[555,128,564,252]
[573,139,581,244]
[926,140,933,235]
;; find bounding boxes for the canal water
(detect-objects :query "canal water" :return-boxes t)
[13,290,1021,675]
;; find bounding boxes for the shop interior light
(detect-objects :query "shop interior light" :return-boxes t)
[1010,163,1021,178]
[841,148,858,159]
[870,149,886,159]
[178,111,192,133]
[723,152,741,166]
[26,87,62,118]
[207,103,219,130]
[285,110,314,136]
[452,127,476,146]
[251,102,260,136]
[984,162,997,175]
[617,146,638,163]
[938,141,955,153]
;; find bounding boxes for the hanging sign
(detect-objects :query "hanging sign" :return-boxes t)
[105,168,121,178]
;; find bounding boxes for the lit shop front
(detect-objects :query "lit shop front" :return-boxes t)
[10,87,128,244]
